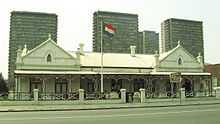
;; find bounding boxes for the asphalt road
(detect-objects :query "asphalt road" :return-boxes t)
[1,104,220,124]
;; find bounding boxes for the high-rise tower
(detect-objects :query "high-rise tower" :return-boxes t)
[160,18,204,60]
[138,30,159,54]
[8,11,58,89]
[93,11,140,53]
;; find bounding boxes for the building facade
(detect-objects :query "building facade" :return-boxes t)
[205,64,220,86]
[8,11,58,89]
[92,11,140,53]
[160,18,204,61]
[138,31,159,54]
[13,36,212,100]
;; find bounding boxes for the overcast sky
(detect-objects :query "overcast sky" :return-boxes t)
[0,0,219,79]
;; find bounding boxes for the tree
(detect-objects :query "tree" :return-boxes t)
[0,73,8,94]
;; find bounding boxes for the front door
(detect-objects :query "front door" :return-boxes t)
[30,78,42,93]
[55,83,67,94]
[55,78,68,94]
[55,78,68,100]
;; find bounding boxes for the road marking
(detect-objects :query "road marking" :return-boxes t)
[1,108,220,121]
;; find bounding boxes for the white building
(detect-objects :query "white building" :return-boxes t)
[13,36,211,100]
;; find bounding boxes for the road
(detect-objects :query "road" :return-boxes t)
[0,104,220,124]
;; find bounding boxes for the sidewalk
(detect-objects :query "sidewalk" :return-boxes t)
[1,98,220,112]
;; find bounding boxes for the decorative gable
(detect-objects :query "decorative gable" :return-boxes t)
[157,43,203,73]
[16,36,80,71]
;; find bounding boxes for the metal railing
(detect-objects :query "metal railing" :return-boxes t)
[8,92,33,101]
[85,92,121,100]
[144,89,212,99]
[193,89,212,97]
[40,92,79,101]
[6,89,214,101]
[7,92,79,101]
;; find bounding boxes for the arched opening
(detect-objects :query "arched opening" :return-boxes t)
[178,57,182,65]
[46,54,52,62]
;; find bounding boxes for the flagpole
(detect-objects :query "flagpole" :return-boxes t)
[100,16,104,93]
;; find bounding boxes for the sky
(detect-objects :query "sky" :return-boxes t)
[0,0,219,79]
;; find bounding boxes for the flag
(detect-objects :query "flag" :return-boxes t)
[104,23,116,36]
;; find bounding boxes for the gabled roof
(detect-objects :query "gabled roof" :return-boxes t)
[23,35,74,59]
[159,42,199,63]
[69,42,200,68]
[20,36,200,70]
[69,52,155,68]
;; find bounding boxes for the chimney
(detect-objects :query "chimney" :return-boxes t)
[154,50,159,71]
[130,46,136,57]
[76,48,81,65]
[197,52,203,67]
[16,47,22,65]
[79,43,84,55]
[21,44,28,56]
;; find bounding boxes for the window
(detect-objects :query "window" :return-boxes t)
[111,79,122,92]
[87,81,95,93]
[178,58,183,65]
[133,79,145,92]
[30,78,42,93]
[47,54,52,62]
[55,78,67,94]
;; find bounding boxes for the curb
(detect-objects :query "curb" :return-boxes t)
[1,102,220,112]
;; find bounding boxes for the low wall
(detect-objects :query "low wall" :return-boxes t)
[0,99,122,106]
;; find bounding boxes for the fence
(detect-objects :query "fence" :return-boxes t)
[6,91,121,101]
[6,92,32,101]
[40,92,79,101]
[85,91,121,100]
[4,88,220,104]
[144,89,213,99]
[7,91,79,101]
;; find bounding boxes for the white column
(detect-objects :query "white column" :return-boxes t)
[15,76,21,93]
[68,78,72,93]
[171,82,174,97]
[15,76,20,100]
[33,89,39,102]
[18,76,21,93]
[209,79,212,96]
[139,88,146,103]
[18,76,22,100]
[205,80,209,96]
[215,87,220,98]
[42,78,46,93]
[8,91,14,100]
[180,88,185,100]
[15,76,18,92]
[67,78,72,100]
[79,89,84,101]
[120,89,126,103]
